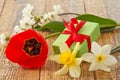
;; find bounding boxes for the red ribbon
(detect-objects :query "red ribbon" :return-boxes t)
[62,18,91,51]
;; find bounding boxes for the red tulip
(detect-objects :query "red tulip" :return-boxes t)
[5,29,48,68]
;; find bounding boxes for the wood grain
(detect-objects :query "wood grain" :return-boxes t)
[85,0,119,80]
[103,0,120,80]
[0,0,5,17]
[0,0,119,80]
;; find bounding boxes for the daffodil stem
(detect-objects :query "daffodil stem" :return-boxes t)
[111,45,120,54]
[45,32,61,39]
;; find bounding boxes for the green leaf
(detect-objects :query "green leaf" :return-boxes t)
[36,21,65,32]
[76,14,117,29]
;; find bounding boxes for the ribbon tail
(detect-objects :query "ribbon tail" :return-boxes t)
[80,34,91,51]
[66,35,74,47]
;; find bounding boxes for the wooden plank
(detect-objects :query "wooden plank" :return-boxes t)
[0,0,119,80]
[84,0,119,80]
[0,0,6,17]
[84,0,107,17]
[103,0,120,21]
[40,0,85,80]
[0,0,20,79]
[0,0,46,80]
[0,0,18,32]
[103,0,120,80]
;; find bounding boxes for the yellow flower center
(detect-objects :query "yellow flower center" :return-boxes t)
[59,51,75,65]
[96,54,105,62]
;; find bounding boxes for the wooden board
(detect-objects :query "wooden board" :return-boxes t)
[0,0,119,80]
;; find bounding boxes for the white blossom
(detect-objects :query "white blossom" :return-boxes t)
[0,33,8,45]
[43,13,49,19]
[22,4,34,18]
[49,42,82,78]
[14,25,23,33]
[53,5,64,14]
[19,17,35,29]
[40,18,49,26]
[48,12,58,20]
[82,42,117,72]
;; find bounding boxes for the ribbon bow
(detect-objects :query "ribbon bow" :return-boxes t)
[62,18,91,51]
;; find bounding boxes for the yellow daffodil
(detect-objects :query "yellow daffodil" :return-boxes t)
[82,42,117,72]
[49,42,82,78]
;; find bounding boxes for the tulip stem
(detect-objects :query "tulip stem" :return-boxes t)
[45,32,61,39]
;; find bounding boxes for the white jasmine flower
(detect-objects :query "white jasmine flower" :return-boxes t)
[53,5,64,14]
[82,42,117,72]
[19,17,35,29]
[14,25,23,33]
[49,42,82,78]
[48,12,58,20]
[40,18,49,26]
[0,33,8,45]
[22,4,34,18]
[43,13,49,19]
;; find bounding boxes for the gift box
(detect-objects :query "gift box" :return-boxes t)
[52,18,101,57]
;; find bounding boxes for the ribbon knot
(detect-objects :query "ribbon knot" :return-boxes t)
[62,18,91,51]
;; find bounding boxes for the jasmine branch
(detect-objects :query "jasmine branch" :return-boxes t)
[59,12,80,16]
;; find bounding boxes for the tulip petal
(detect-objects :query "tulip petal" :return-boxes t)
[104,55,117,66]
[55,65,68,75]
[75,58,82,65]
[82,53,95,62]
[101,44,111,55]
[49,54,60,64]
[60,43,71,53]
[91,42,101,55]
[69,65,80,78]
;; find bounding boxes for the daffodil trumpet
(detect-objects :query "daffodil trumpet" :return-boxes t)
[49,42,82,78]
[82,42,117,72]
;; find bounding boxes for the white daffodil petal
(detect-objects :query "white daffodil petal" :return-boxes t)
[49,54,60,64]
[75,58,82,65]
[91,42,101,55]
[69,65,80,78]
[99,64,111,72]
[60,43,71,53]
[101,44,111,55]
[89,61,99,71]
[82,53,95,62]
[104,55,117,66]
[55,65,68,75]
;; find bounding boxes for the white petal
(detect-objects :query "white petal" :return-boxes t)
[89,61,111,72]
[55,65,68,75]
[104,55,117,66]
[89,61,99,71]
[91,42,101,55]
[69,65,80,78]
[14,25,23,33]
[99,63,111,72]
[49,54,60,64]
[75,58,82,65]
[101,44,111,55]
[60,43,71,53]
[82,53,95,62]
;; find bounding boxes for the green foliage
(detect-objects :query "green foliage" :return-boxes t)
[76,14,117,29]
[35,21,65,32]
